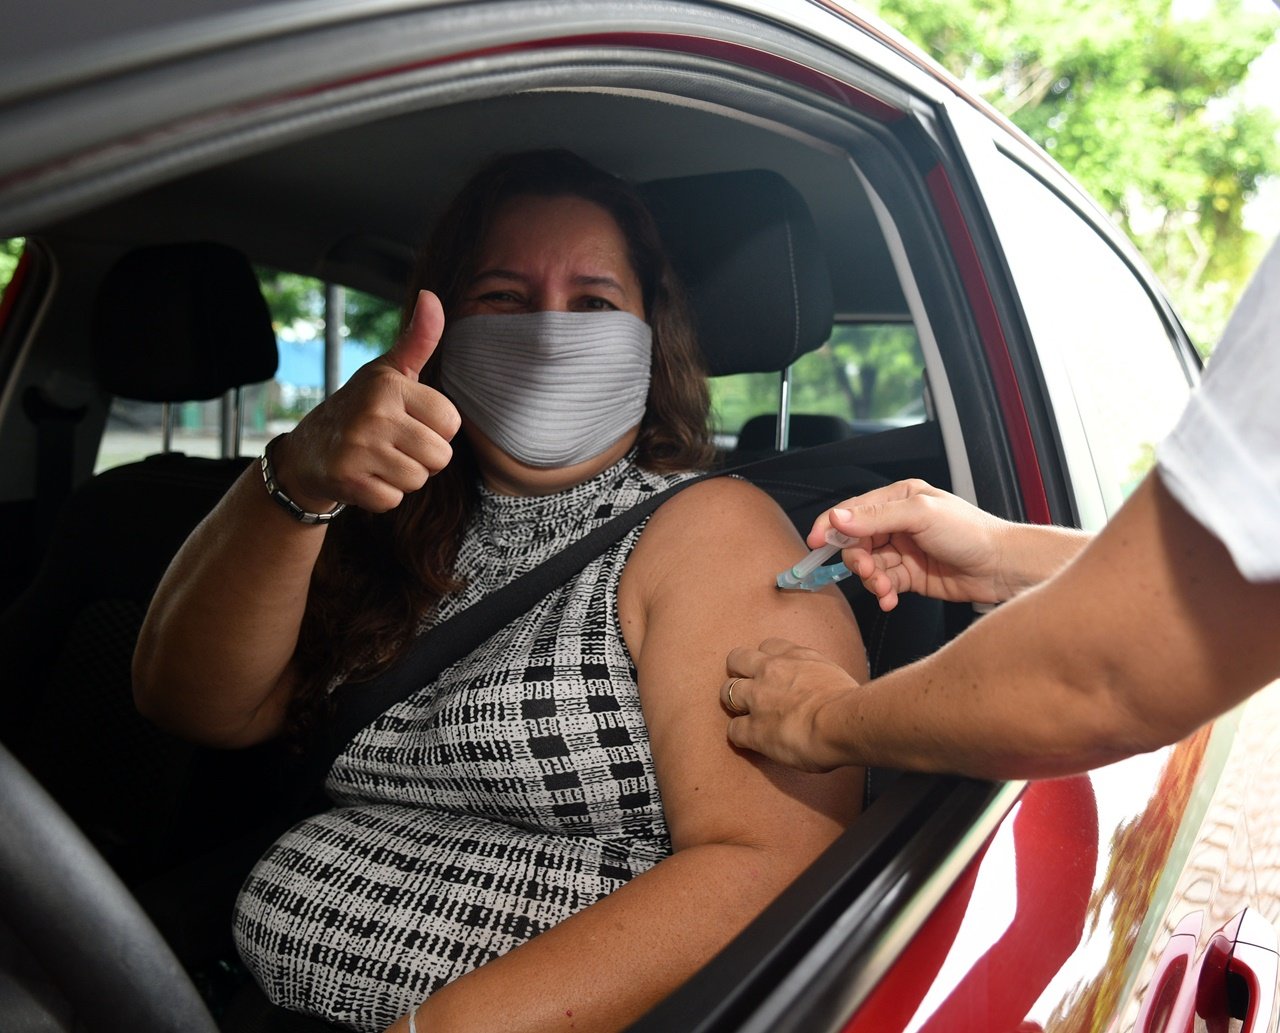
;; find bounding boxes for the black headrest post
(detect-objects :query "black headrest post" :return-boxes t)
[642,169,834,377]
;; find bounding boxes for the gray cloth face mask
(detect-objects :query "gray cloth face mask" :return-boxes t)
[439,310,653,468]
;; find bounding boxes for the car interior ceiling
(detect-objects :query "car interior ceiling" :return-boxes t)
[39,92,908,313]
[0,82,968,1022]
[20,89,946,492]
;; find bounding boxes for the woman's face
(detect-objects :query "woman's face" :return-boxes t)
[454,193,645,320]
[449,192,649,494]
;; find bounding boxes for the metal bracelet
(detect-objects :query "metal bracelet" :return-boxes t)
[260,435,346,525]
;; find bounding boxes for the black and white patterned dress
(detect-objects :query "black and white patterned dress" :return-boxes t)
[233,453,698,1031]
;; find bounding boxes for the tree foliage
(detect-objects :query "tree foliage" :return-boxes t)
[710,325,925,434]
[256,267,401,351]
[870,0,1280,352]
[0,236,23,290]
[1048,727,1211,1031]
[825,325,923,421]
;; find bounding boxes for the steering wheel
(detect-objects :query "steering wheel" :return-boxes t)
[0,741,218,1033]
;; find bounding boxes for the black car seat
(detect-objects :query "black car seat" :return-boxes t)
[643,169,958,804]
[0,241,283,885]
[733,411,855,459]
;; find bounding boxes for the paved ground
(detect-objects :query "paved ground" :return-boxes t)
[94,428,284,473]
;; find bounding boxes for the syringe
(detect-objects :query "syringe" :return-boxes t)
[776,528,857,591]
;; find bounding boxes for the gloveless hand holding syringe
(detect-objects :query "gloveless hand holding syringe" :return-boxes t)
[775,528,857,591]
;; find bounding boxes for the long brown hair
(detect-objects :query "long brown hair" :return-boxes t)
[290,150,714,736]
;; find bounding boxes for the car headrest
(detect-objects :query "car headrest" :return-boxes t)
[93,242,278,402]
[642,169,834,376]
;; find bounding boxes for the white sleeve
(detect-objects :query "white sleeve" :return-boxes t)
[1156,235,1280,583]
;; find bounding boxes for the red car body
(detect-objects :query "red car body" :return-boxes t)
[1,3,1275,1031]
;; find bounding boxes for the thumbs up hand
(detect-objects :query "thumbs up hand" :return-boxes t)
[271,291,462,514]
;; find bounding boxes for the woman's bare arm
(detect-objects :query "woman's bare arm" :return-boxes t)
[132,464,329,746]
[133,292,459,747]
[387,477,865,1033]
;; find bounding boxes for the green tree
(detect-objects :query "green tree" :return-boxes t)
[871,0,1279,353]
[0,237,24,292]
[346,288,402,350]
[255,268,322,331]
[824,325,923,420]
[255,268,401,351]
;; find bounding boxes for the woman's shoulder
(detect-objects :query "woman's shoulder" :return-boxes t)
[656,472,782,514]
[621,472,842,634]
[639,473,798,557]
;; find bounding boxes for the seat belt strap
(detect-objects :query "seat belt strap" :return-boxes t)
[23,385,88,527]
[310,472,712,786]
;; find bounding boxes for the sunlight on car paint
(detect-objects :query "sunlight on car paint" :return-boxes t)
[903,812,1019,1032]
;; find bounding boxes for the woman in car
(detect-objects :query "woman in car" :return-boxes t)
[134,150,866,1033]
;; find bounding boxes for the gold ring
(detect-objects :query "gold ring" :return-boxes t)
[726,677,747,715]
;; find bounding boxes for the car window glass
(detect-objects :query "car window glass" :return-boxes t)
[986,154,1193,515]
[94,271,397,472]
[710,322,926,449]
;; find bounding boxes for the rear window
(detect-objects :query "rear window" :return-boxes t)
[710,321,926,449]
[94,271,398,472]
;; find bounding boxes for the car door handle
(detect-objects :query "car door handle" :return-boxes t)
[1137,910,1279,1033]
[1196,910,1280,1033]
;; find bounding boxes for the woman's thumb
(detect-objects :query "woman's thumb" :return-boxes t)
[384,290,445,380]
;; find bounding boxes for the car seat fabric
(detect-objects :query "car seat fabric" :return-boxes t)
[734,411,856,460]
[0,455,264,873]
[0,242,282,889]
[642,169,835,375]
